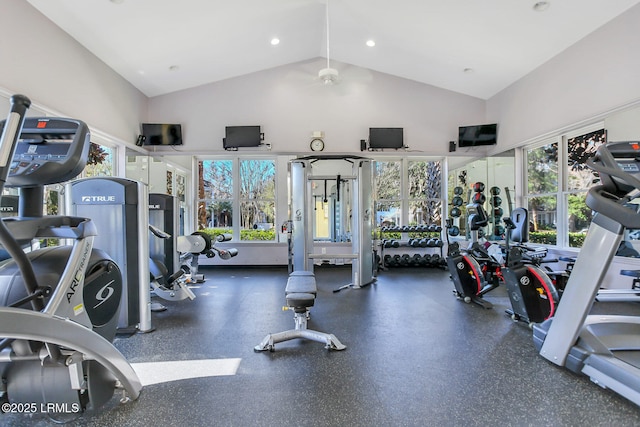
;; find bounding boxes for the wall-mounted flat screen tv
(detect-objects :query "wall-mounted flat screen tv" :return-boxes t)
[369,127,404,149]
[458,123,497,147]
[141,123,183,146]
[224,126,262,149]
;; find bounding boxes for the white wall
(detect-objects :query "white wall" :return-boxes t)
[147,58,486,156]
[486,3,640,151]
[0,0,147,145]
[605,106,640,141]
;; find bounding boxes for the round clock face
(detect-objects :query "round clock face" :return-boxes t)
[310,138,325,151]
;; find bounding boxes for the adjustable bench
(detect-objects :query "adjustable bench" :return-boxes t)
[254,271,346,352]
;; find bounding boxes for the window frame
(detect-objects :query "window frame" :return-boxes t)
[197,155,278,242]
[523,122,605,249]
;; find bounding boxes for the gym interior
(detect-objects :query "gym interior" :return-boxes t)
[3,1,640,425]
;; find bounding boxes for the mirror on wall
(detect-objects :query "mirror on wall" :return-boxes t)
[447,150,516,240]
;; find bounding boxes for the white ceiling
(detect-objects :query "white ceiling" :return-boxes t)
[26,0,640,99]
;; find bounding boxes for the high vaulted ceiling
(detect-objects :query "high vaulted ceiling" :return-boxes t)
[26,0,640,99]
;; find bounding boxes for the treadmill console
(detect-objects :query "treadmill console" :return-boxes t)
[2,117,90,187]
[594,141,640,196]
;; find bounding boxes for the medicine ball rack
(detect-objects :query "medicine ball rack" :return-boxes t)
[378,224,445,269]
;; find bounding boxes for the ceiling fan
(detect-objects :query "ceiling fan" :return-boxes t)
[318,0,339,85]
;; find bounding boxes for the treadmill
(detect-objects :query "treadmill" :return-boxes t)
[534,141,640,406]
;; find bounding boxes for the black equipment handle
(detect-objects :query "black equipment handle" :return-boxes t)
[166,269,185,285]
[0,94,31,182]
[0,95,42,310]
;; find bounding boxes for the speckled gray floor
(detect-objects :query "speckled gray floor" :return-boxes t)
[5,266,640,426]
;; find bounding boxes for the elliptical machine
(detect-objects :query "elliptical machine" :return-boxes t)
[0,95,141,419]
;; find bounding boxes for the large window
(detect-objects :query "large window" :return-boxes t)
[239,159,275,240]
[198,158,276,241]
[565,129,606,247]
[408,160,442,226]
[374,158,443,229]
[526,141,559,245]
[83,143,114,177]
[374,160,401,227]
[525,126,605,248]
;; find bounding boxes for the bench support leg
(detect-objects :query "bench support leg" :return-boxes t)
[254,312,346,352]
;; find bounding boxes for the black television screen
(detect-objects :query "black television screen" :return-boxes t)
[141,123,183,146]
[458,123,497,147]
[369,128,404,149]
[224,126,262,149]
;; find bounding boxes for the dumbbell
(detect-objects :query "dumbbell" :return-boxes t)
[472,192,486,204]
[450,207,461,218]
[490,186,501,195]
[411,254,423,266]
[491,196,502,207]
[454,186,464,195]
[452,196,464,207]
[400,254,411,266]
[431,254,442,266]
[494,225,505,236]
[448,226,460,236]
[473,182,485,193]
[384,254,393,267]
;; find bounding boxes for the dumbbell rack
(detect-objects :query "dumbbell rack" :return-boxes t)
[378,225,445,270]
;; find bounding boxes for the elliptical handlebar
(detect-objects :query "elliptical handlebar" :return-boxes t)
[0,95,30,182]
[0,95,42,309]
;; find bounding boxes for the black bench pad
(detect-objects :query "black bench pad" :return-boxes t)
[286,273,317,295]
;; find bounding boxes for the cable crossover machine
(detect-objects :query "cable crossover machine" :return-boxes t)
[289,155,376,291]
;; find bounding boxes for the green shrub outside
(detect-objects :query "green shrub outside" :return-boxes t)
[529,230,586,247]
[200,227,275,241]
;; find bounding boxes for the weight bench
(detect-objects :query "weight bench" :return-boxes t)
[254,271,346,352]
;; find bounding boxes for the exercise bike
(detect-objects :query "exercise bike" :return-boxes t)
[446,201,502,309]
[501,208,559,326]
[0,95,141,420]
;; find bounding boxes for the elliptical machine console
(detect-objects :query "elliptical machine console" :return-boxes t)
[0,95,140,420]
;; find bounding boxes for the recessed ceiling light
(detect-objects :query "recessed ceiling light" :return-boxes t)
[533,1,550,12]
[271,38,280,46]
[463,68,474,74]
[366,40,376,47]
[109,0,124,4]
[169,65,179,72]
